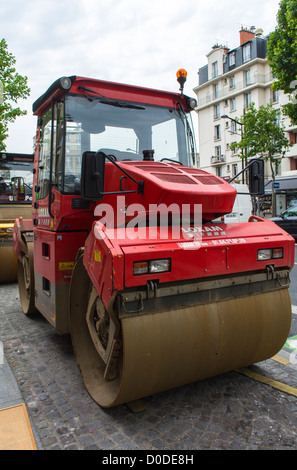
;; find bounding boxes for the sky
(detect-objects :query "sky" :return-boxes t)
[0,0,282,154]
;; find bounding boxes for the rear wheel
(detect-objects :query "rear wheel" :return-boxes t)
[17,242,37,315]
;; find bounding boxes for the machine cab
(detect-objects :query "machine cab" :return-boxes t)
[32,76,197,232]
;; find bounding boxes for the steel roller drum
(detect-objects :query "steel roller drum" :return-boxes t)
[70,255,292,408]
[118,289,291,404]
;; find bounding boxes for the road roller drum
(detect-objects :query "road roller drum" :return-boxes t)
[69,253,292,407]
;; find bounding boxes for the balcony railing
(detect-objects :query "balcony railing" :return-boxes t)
[197,73,273,108]
[211,155,226,165]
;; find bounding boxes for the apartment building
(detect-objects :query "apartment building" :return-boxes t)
[193,27,297,187]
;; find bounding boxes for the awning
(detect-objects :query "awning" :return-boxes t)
[265,177,297,192]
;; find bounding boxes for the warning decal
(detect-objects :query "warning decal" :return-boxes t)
[58,262,75,271]
[94,250,101,262]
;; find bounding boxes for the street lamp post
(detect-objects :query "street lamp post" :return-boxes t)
[221,114,246,184]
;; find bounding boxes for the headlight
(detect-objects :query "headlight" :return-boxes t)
[257,248,283,261]
[188,98,197,109]
[149,259,171,273]
[60,77,72,90]
[257,249,272,261]
[133,258,171,275]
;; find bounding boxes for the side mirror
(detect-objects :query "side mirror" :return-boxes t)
[81,151,105,200]
[249,159,264,196]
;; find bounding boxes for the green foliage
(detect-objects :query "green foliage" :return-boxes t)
[0,38,30,150]
[267,0,297,124]
[230,103,292,177]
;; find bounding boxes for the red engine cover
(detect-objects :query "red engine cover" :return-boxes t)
[98,161,237,223]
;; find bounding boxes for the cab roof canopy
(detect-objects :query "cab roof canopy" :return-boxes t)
[32,75,193,116]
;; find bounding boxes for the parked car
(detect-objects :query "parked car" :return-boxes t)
[270,206,297,240]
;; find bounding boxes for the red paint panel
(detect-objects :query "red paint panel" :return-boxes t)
[119,220,295,288]
[34,229,88,284]
[83,224,124,309]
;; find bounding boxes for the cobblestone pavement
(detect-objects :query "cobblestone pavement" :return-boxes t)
[1,282,297,451]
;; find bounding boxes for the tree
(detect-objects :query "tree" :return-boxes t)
[0,39,30,151]
[230,103,292,216]
[267,0,297,124]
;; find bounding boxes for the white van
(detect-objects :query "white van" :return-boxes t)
[223,183,253,223]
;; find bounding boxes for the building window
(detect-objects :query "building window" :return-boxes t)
[214,124,221,140]
[275,110,281,127]
[230,98,236,111]
[216,167,222,177]
[245,92,252,108]
[230,76,235,88]
[214,104,220,119]
[245,69,251,86]
[290,158,297,170]
[232,164,238,177]
[212,61,218,78]
[215,145,222,157]
[271,89,279,103]
[231,121,237,133]
[229,52,236,67]
[213,83,219,99]
[243,43,251,63]
[289,132,297,144]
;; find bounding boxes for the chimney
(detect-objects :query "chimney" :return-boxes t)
[239,27,255,45]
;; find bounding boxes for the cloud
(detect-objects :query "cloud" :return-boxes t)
[0,0,281,152]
